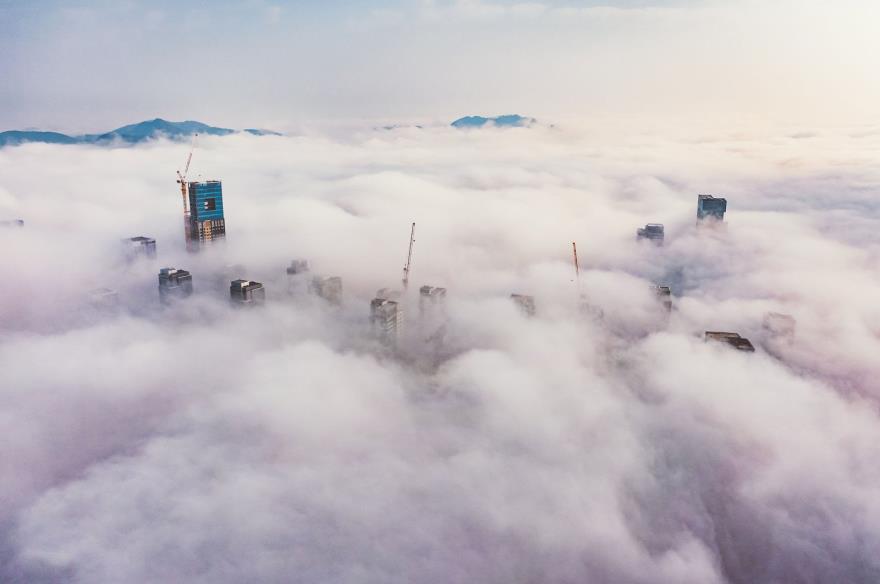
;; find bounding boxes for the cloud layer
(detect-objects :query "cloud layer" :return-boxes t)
[1,121,880,583]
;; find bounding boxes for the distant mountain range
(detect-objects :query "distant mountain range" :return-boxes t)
[451,114,536,128]
[0,119,282,147]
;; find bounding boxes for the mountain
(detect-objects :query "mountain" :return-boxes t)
[451,114,536,129]
[0,119,280,147]
[0,131,79,147]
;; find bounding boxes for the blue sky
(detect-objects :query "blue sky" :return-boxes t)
[1,0,878,131]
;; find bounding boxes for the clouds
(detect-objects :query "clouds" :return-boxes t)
[1,121,880,582]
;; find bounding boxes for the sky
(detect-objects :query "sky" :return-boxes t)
[2,0,880,132]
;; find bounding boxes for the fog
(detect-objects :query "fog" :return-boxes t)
[1,121,880,583]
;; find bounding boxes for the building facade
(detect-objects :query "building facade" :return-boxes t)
[230,279,265,306]
[697,195,727,222]
[158,268,193,303]
[187,181,226,251]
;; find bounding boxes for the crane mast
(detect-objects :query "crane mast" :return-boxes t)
[176,134,198,216]
[402,222,416,290]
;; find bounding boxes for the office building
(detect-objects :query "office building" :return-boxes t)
[420,285,447,313]
[705,331,755,352]
[511,294,536,317]
[286,259,311,294]
[653,285,673,312]
[371,297,403,344]
[311,276,343,305]
[123,236,157,259]
[637,223,665,244]
[158,268,193,303]
[697,195,727,222]
[230,279,265,306]
[763,312,796,339]
[186,180,225,251]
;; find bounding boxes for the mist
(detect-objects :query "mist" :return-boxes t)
[1,121,880,583]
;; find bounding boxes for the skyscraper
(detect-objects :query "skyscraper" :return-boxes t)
[311,276,343,305]
[637,223,665,244]
[286,259,311,294]
[230,279,265,306]
[697,195,727,222]
[186,180,225,251]
[158,268,193,303]
[511,294,536,317]
[123,236,157,259]
[371,297,402,344]
[419,285,447,315]
[705,331,755,352]
[653,285,672,312]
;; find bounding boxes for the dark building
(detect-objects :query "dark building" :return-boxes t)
[230,279,265,306]
[311,276,343,305]
[705,331,755,352]
[187,180,225,251]
[158,268,193,303]
[420,285,447,313]
[637,223,665,244]
[371,297,402,344]
[653,285,673,312]
[511,293,536,317]
[697,195,727,222]
[123,236,157,259]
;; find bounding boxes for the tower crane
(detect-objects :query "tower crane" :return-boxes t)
[176,133,198,215]
[402,222,416,290]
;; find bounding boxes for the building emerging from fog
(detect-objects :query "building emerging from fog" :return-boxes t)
[705,331,755,352]
[511,294,536,317]
[697,195,727,222]
[286,260,311,294]
[123,236,157,259]
[371,298,402,344]
[186,181,225,251]
[88,287,120,311]
[653,285,673,312]
[763,312,796,339]
[158,268,193,303]
[230,279,265,306]
[311,276,343,305]
[419,285,447,314]
[637,223,665,244]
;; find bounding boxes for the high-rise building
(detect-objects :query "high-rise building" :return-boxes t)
[123,236,157,259]
[371,297,402,344]
[705,331,755,352]
[186,180,225,251]
[158,268,193,303]
[419,285,447,314]
[286,259,311,294]
[511,293,536,317]
[311,276,343,305]
[697,195,727,222]
[230,279,265,306]
[653,285,673,312]
[763,312,796,339]
[637,223,665,244]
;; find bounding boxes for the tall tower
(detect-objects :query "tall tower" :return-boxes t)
[187,180,226,251]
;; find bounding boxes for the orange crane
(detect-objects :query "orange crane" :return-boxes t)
[402,222,416,290]
[176,133,198,216]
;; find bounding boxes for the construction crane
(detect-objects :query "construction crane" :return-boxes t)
[402,222,416,290]
[572,241,580,285]
[175,133,198,215]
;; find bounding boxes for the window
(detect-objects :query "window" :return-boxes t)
[204,198,216,211]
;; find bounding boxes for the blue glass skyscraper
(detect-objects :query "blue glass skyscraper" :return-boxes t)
[186,180,225,250]
[697,194,727,222]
